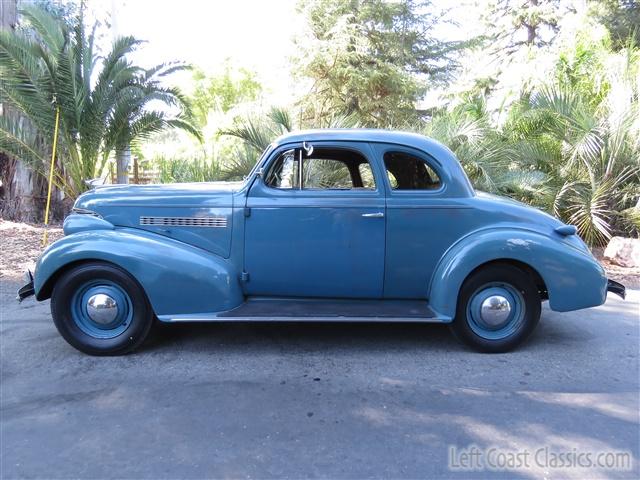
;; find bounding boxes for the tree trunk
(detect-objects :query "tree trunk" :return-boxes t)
[0,0,16,30]
[0,152,46,221]
[0,0,46,222]
[525,0,539,45]
[115,146,131,184]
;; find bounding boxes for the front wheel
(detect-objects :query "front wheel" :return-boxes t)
[51,262,154,355]
[450,264,541,353]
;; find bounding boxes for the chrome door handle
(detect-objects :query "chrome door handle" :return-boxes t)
[362,212,384,218]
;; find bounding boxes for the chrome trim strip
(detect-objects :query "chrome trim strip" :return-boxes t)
[140,216,228,228]
[158,315,450,323]
[71,207,102,218]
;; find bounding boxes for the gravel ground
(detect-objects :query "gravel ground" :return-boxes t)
[0,220,63,281]
[1,279,638,479]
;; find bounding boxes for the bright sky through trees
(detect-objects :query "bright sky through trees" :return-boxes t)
[104,0,476,104]
[105,0,300,103]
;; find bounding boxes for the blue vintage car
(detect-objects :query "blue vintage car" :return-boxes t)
[18,129,625,355]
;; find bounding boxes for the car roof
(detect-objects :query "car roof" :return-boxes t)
[272,128,448,152]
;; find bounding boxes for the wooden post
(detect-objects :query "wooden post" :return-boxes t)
[115,146,131,184]
[133,156,139,184]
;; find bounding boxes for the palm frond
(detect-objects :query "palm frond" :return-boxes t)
[219,144,261,181]
[220,117,274,152]
[268,107,293,132]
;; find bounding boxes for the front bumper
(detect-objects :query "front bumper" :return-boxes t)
[16,271,35,302]
[607,279,626,300]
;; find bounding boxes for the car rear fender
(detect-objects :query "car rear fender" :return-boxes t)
[34,228,243,316]
[428,228,607,319]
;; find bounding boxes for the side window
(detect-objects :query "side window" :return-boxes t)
[265,149,299,189]
[383,151,441,190]
[304,158,352,189]
[265,147,376,190]
[304,148,375,190]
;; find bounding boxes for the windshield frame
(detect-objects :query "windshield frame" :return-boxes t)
[244,143,275,185]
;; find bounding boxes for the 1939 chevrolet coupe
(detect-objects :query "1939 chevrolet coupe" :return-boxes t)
[18,130,625,355]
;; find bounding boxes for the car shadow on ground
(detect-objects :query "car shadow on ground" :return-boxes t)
[144,320,461,353]
[141,313,572,355]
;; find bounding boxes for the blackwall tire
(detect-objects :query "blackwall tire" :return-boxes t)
[450,264,541,353]
[50,262,154,355]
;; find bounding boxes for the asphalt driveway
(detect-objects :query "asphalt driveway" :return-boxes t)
[1,279,638,479]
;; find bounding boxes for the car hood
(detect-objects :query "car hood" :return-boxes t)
[69,181,243,257]
[74,181,243,212]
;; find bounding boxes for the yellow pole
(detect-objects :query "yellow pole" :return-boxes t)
[42,105,60,247]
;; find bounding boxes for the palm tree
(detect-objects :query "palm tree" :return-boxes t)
[418,73,639,246]
[420,98,548,204]
[0,4,199,198]
[510,69,640,245]
[103,62,202,183]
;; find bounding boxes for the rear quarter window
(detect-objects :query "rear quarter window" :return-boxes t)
[383,151,442,190]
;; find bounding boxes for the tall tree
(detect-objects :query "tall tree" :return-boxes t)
[456,0,573,113]
[590,0,640,49]
[294,0,467,127]
[483,0,565,55]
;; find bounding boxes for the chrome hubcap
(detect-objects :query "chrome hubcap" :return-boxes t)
[86,293,119,325]
[466,283,524,340]
[479,295,511,327]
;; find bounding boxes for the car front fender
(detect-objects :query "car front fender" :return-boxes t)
[428,228,607,320]
[34,228,243,316]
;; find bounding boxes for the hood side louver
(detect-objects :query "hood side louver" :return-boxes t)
[140,216,227,228]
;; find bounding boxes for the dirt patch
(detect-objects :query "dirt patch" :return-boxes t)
[1,219,638,289]
[0,219,63,281]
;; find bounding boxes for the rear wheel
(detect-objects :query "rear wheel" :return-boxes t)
[51,262,154,355]
[451,264,541,353]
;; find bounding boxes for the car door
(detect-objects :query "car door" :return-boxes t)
[243,141,386,298]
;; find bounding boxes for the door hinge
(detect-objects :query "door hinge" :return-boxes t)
[241,271,250,282]
[244,207,251,217]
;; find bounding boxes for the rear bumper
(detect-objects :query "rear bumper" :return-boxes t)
[16,271,35,302]
[607,279,626,300]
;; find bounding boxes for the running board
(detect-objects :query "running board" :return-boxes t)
[157,298,452,323]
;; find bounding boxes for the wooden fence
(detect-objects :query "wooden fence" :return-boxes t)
[109,157,160,185]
